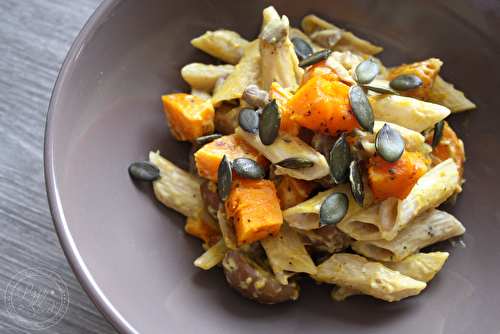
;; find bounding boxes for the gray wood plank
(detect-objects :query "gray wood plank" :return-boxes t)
[0,0,118,332]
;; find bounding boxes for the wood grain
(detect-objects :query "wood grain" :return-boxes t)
[0,0,117,332]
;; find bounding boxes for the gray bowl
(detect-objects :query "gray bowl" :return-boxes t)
[45,1,500,333]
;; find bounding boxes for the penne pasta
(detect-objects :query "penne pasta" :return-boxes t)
[372,95,451,132]
[211,40,262,107]
[352,209,465,262]
[382,251,449,282]
[360,121,429,156]
[235,127,330,181]
[378,158,459,241]
[194,239,229,270]
[150,151,204,218]
[260,6,280,31]
[259,15,303,91]
[331,252,449,300]
[261,223,317,285]
[181,63,235,93]
[301,14,383,55]
[283,181,373,230]
[312,253,426,302]
[337,202,383,240]
[427,75,477,113]
[191,30,249,65]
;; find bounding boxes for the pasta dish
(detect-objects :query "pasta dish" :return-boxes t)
[130,6,475,304]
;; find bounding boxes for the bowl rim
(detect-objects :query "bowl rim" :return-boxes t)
[44,0,137,333]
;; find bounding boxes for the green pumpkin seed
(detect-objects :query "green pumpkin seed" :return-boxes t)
[298,49,332,68]
[329,133,351,184]
[362,83,399,95]
[349,85,375,134]
[218,155,232,201]
[349,160,364,207]
[259,99,281,146]
[291,37,313,60]
[195,134,223,145]
[238,108,260,134]
[432,120,445,149]
[128,161,162,182]
[275,158,314,169]
[319,192,349,226]
[375,123,405,163]
[231,158,265,179]
[389,74,423,91]
[354,59,380,85]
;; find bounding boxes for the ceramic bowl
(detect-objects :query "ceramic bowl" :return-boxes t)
[45,1,500,333]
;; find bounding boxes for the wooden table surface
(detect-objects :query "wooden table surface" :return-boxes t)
[0,0,118,332]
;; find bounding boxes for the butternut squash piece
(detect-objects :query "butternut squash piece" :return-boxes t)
[162,93,214,141]
[276,175,317,210]
[194,134,270,182]
[368,150,429,203]
[269,82,301,136]
[287,76,360,136]
[299,59,339,86]
[225,178,283,246]
[425,121,465,193]
[185,210,221,245]
[389,58,442,101]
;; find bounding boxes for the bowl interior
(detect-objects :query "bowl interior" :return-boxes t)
[45,0,500,333]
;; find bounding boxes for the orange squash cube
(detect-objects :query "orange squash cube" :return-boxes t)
[162,93,214,141]
[225,178,283,246]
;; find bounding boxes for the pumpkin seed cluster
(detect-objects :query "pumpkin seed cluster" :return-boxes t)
[354,58,398,96]
[217,155,267,201]
[182,54,444,226]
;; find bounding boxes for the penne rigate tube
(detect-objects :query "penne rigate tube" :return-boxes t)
[150,151,205,218]
[372,95,451,132]
[259,15,303,92]
[360,121,428,156]
[301,14,383,55]
[337,202,383,240]
[261,223,317,285]
[190,30,249,65]
[194,239,229,270]
[312,253,426,302]
[382,251,449,282]
[283,181,373,230]
[427,75,476,113]
[352,209,465,262]
[181,63,235,92]
[378,158,459,241]
[260,6,280,31]
[211,40,262,107]
[235,127,330,181]
[331,251,449,301]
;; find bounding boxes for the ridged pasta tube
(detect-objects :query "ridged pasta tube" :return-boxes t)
[378,158,459,241]
[191,30,249,65]
[235,127,330,181]
[150,151,204,218]
[372,95,451,132]
[351,209,465,262]
[282,181,373,230]
[312,253,426,302]
[261,223,317,285]
[331,252,449,301]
